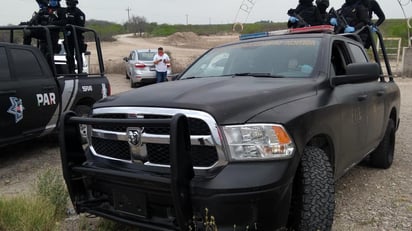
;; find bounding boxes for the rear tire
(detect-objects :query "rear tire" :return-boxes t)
[288,146,335,231]
[369,119,395,169]
[74,105,91,144]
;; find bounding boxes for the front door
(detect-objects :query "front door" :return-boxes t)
[0,46,22,144]
[9,46,60,137]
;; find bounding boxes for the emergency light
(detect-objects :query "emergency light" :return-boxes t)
[239,25,335,40]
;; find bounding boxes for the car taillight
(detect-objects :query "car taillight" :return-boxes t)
[167,64,171,67]
[135,63,146,68]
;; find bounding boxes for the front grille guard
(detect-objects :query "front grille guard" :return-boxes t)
[59,111,195,229]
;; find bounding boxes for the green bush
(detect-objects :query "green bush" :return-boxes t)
[0,168,69,231]
[36,168,69,219]
[151,24,178,37]
[86,20,127,42]
[379,19,410,47]
[0,197,56,231]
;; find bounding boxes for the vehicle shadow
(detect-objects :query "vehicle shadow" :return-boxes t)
[0,135,60,167]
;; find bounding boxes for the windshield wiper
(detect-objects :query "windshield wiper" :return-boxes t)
[229,73,285,78]
[182,76,200,80]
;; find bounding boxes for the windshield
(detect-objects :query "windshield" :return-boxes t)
[180,37,321,79]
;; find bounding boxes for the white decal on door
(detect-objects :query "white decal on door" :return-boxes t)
[7,97,24,123]
[37,93,56,106]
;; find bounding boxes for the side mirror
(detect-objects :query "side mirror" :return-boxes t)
[331,63,380,86]
[123,57,128,62]
[84,51,91,56]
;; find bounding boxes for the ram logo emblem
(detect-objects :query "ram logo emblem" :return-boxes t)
[127,128,143,146]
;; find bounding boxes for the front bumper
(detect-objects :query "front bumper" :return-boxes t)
[60,112,293,231]
[71,159,292,230]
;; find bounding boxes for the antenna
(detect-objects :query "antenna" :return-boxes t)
[233,0,257,32]
[126,7,132,22]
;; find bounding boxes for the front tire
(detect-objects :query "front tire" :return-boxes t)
[369,119,395,169]
[288,146,335,231]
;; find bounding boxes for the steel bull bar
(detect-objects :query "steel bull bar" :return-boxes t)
[59,111,194,230]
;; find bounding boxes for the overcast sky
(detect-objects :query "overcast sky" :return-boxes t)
[1,0,411,26]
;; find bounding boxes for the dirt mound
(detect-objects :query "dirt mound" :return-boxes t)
[166,32,202,47]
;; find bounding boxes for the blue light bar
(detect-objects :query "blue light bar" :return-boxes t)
[239,32,269,40]
[239,25,335,41]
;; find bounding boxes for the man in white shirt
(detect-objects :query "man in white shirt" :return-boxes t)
[153,47,170,83]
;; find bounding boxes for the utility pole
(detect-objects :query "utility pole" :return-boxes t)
[186,14,189,25]
[126,7,131,22]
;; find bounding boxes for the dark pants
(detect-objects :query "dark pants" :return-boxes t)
[65,36,85,74]
[156,71,167,83]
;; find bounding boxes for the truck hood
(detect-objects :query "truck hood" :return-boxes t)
[95,77,317,124]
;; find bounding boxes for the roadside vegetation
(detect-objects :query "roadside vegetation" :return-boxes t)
[84,18,409,45]
[1,18,409,46]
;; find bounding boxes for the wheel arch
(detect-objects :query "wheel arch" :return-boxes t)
[73,97,95,110]
[305,134,335,171]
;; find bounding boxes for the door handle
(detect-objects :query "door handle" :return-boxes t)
[377,90,385,96]
[358,94,368,101]
[0,90,16,95]
[42,86,55,91]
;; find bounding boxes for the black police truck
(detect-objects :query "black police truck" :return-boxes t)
[0,25,110,147]
[60,26,400,230]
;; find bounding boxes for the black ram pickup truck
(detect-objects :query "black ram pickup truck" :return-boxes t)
[0,25,110,147]
[60,26,400,231]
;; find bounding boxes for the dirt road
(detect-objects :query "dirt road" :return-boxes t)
[91,33,238,74]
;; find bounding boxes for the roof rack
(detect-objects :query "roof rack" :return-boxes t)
[239,25,335,40]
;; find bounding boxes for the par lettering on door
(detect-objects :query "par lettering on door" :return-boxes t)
[36,93,56,106]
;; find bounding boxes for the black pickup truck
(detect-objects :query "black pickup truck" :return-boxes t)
[0,25,110,147]
[60,26,400,231]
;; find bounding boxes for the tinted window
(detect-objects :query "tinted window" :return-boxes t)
[0,47,11,81]
[10,48,44,79]
[348,43,368,63]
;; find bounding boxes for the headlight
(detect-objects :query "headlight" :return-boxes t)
[222,124,295,161]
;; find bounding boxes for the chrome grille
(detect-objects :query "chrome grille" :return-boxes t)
[93,114,210,135]
[89,107,227,170]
